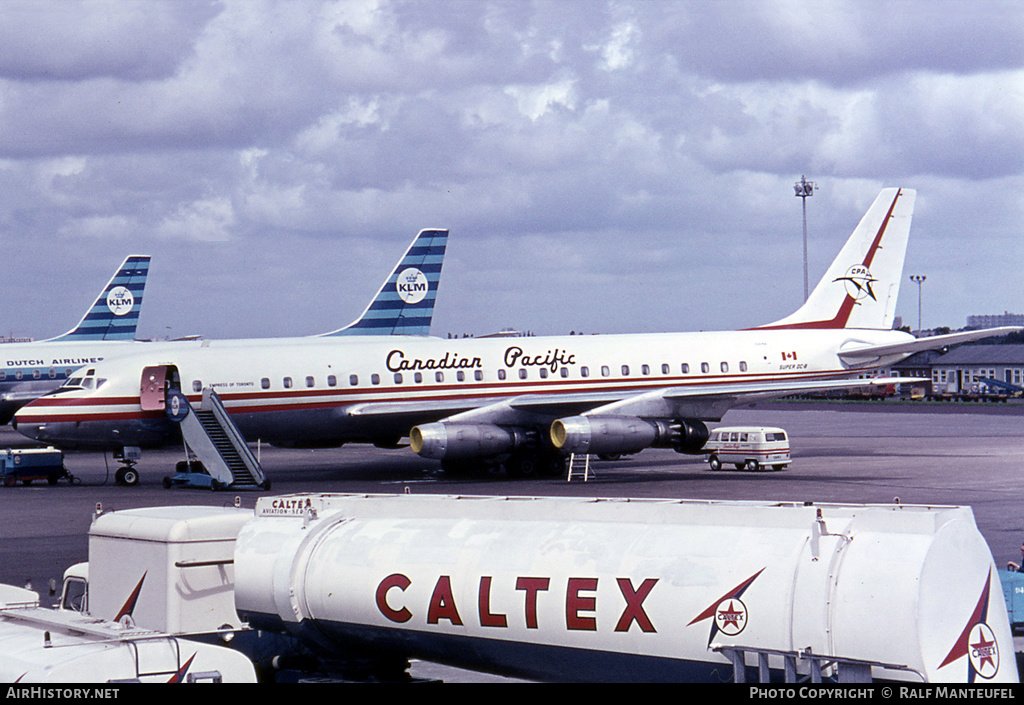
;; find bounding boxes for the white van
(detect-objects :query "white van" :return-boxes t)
[705,426,790,471]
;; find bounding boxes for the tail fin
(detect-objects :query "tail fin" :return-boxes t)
[322,228,448,337]
[756,188,915,331]
[47,255,151,342]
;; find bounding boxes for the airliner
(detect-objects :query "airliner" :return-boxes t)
[0,255,150,424]
[14,190,1017,478]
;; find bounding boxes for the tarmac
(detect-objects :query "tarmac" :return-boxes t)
[1,398,1022,682]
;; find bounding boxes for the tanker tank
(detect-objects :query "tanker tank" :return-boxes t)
[233,493,1018,684]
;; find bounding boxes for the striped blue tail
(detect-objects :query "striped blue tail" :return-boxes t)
[324,229,448,337]
[48,255,151,341]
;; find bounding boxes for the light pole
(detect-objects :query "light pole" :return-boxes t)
[909,275,926,332]
[794,176,816,301]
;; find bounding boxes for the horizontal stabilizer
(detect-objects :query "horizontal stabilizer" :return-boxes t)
[838,327,1022,363]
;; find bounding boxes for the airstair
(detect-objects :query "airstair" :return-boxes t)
[167,388,267,490]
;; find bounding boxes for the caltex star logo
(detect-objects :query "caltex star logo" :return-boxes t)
[968,623,999,679]
[715,599,748,636]
[939,573,1000,681]
[689,568,764,646]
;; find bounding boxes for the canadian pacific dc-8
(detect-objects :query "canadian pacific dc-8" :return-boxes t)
[13,189,1018,478]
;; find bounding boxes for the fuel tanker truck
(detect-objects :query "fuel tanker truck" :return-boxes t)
[233,493,1019,684]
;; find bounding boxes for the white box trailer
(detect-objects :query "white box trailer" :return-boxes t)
[82,505,253,634]
[234,493,1018,684]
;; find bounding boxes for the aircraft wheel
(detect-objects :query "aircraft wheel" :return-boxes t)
[505,454,537,478]
[539,455,567,477]
[708,455,722,471]
[119,467,139,486]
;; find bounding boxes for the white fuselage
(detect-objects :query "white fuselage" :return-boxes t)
[14,327,914,450]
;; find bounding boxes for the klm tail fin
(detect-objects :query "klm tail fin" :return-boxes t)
[323,229,448,337]
[47,255,151,342]
[756,188,915,331]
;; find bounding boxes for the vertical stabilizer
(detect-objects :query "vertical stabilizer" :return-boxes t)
[47,255,151,341]
[322,229,448,337]
[756,188,915,331]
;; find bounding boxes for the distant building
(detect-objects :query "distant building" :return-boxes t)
[967,312,1024,329]
[890,344,1024,395]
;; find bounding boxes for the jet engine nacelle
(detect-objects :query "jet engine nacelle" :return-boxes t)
[550,416,709,456]
[410,422,531,461]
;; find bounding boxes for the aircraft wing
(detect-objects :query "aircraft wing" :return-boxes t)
[346,376,926,426]
[838,327,1021,363]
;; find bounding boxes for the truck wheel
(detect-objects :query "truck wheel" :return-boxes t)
[745,459,760,471]
[708,455,722,471]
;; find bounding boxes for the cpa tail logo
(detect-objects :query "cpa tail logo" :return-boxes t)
[396,267,428,304]
[833,265,877,303]
[106,286,134,316]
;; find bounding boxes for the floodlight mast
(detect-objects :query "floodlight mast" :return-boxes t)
[794,176,816,301]
[909,274,927,332]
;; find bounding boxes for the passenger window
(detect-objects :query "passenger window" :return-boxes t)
[414,372,423,383]
[306,376,315,388]
[328,375,337,387]
[193,380,203,393]
[721,362,729,373]
[740,433,748,442]
[601,366,610,377]
[740,361,747,372]
[701,363,710,374]
[498,369,506,381]
[641,365,650,376]
[581,367,590,378]
[621,365,630,376]
[435,372,444,383]
[519,369,528,379]
[283,377,293,388]
[560,368,569,378]
[457,371,465,382]
[48,368,57,379]
[371,373,380,385]
[350,374,359,386]
[474,370,483,382]
[393,373,403,384]
[661,364,669,375]
[539,368,548,378]
[261,378,270,389]
[681,364,690,374]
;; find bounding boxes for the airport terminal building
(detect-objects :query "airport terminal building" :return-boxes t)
[890,344,1024,396]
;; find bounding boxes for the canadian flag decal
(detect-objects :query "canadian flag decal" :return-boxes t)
[781,352,798,361]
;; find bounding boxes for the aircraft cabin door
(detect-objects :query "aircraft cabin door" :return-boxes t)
[140,365,179,412]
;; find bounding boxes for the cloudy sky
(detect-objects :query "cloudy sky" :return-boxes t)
[1,0,1021,341]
